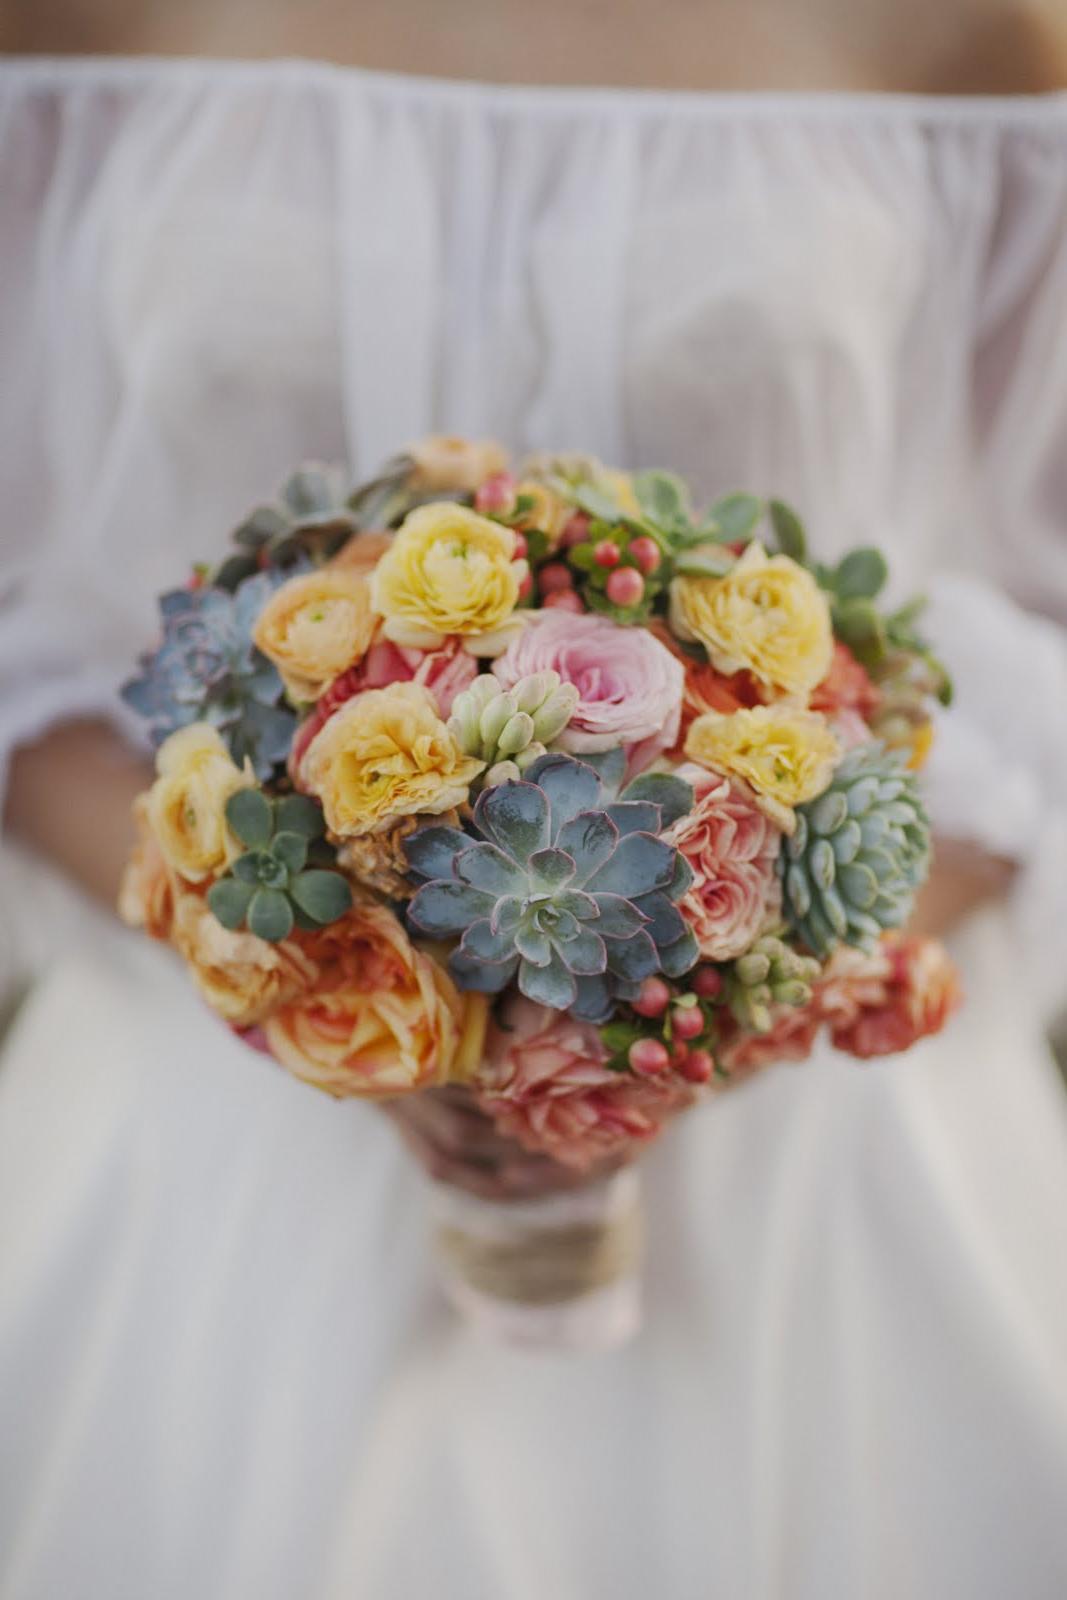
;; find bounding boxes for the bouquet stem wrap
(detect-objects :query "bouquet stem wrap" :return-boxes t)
[429,1169,644,1350]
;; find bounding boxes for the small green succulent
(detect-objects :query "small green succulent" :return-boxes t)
[447,671,579,786]
[722,934,822,1033]
[403,752,699,1021]
[207,790,352,943]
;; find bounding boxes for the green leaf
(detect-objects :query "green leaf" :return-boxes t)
[600,1019,644,1056]
[214,554,260,592]
[290,870,353,925]
[225,787,274,848]
[633,470,690,530]
[274,793,325,839]
[769,500,808,563]
[207,877,255,931]
[522,527,551,564]
[834,600,888,665]
[567,542,596,572]
[272,830,309,877]
[247,887,295,942]
[834,548,889,601]
[573,482,624,523]
[709,493,764,541]
[674,546,735,579]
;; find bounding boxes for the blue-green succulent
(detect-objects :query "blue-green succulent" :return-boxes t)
[779,743,931,959]
[121,571,297,780]
[207,790,352,943]
[403,752,700,1022]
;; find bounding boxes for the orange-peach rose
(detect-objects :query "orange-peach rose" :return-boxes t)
[171,892,319,1027]
[118,795,181,940]
[408,434,509,494]
[147,723,254,883]
[263,900,466,1097]
[824,934,961,1059]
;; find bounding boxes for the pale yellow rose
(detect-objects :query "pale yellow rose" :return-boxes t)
[408,434,509,494]
[685,706,841,832]
[369,503,526,652]
[252,568,378,702]
[171,892,319,1026]
[670,543,833,699]
[147,723,254,883]
[302,681,484,837]
[263,901,466,1097]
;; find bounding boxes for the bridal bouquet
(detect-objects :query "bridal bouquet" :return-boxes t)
[120,437,959,1341]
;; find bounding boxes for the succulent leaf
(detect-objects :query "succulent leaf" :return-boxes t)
[402,753,698,1014]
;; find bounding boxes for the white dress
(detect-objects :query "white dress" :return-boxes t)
[2,59,1067,1600]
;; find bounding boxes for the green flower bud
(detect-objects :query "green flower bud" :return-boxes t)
[479,693,517,751]
[512,670,560,716]
[514,742,547,772]
[531,683,580,744]
[736,951,771,987]
[497,711,536,756]
[484,759,522,786]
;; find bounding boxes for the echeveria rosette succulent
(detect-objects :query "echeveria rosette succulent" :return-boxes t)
[121,571,298,780]
[403,753,700,1022]
[779,743,932,959]
[213,464,363,591]
[207,790,352,943]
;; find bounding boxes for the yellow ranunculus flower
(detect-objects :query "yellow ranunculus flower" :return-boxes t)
[369,503,527,652]
[302,681,485,837]
[670,542,833,699]
[685,706,841,832]
[408,434,510,494]
[147,723,254,882]
[252,568,378,702]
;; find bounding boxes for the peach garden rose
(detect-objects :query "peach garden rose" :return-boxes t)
[666,763,783,961]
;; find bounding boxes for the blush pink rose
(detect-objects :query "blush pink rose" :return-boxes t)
[667,763,783,961]
[493,611,683,765]
[475,998,689,1170]
[290,637,479,781]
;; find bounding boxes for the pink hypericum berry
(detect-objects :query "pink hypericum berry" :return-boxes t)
[606,567,645,608]
[628,1038,671,1077]
[511,530,529,560]
[692,966,724,1000]
[680,1049,714,1085]
[593,539,621,569]
[671,1003,705,1042]
[543,589,585,613]
[474,472,517,516]
[632,977,671,1018]
[629,536,662,575]
[538,561,574,595]
[561,512,592,547]
[518,571,534,601]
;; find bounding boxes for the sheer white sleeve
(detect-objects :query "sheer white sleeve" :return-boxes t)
[923,131,1067,1021]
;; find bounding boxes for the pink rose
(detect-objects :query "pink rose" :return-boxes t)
[290,637,479,781]
[475,998,688,1170]
[667,763,782,961]
[493,611,683,764]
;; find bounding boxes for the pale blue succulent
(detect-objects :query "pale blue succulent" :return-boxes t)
[403,753,700,1021]
[120,571,297,780]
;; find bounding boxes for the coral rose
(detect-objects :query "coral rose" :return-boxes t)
[263,900,466,1097]
[825,934,961,1059]
[171,892,318,1026]
[811,641,881,722]
[685,706,840,832]
[408,434,509,494]
[147,722,253,883]
[252,568,378,702]
[493,610,683,762]
[370,503,527,652]
[670,542,833,698]
[475,998,690,1170]
[666,763,783,961]
[328,530,393,576]
[302,681,484,837]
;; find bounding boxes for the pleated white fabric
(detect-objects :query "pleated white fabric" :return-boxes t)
[1,59,1066,1600]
